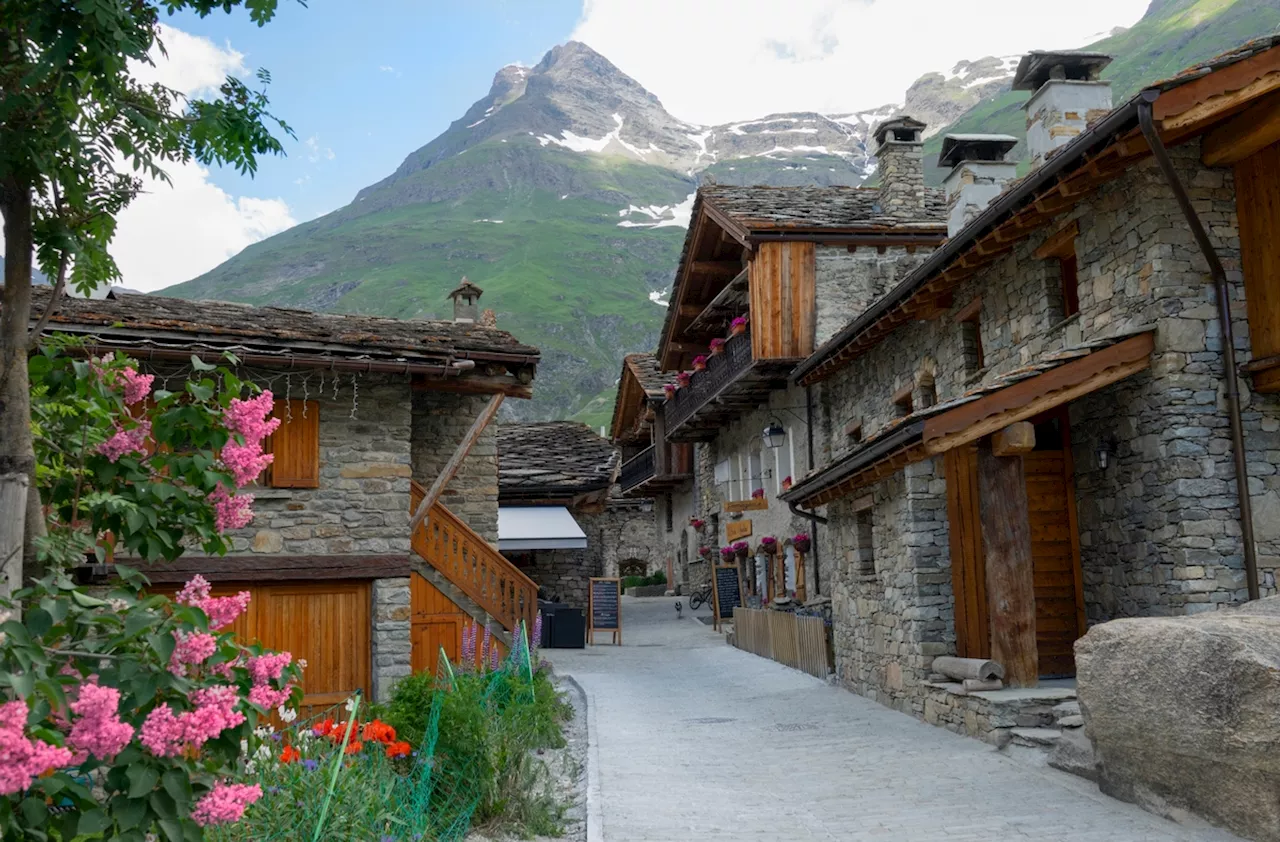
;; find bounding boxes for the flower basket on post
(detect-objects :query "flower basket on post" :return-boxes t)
[732,541,750,560]
[690,517,706,530]
[792,533,812,553]
[699,546,713,561]
[730,316,748,337]
[759,536,778,556]
[751,487,765,500]
[720,546,736,563]
[781,475,793,491]
[709,338,726,356]
[691,355,708,372]
[676,371,692,387]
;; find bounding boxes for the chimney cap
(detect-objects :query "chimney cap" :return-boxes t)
[447,276,484,301]
[939,134,1019,168]
[1012,51,1112,91]
[873,116,927,148]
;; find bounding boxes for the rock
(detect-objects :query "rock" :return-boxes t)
[1075,600,1280,842]
[1048,726,1098,783]
[1056,714,1084,728]
[1010,727,1062,747]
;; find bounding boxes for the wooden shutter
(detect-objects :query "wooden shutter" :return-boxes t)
[945,445,989,659]
[1236,142,1280,363]
[265,399,320,488]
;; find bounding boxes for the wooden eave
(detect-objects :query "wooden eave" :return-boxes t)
[665,358,799,443]
[787,332,1155,507]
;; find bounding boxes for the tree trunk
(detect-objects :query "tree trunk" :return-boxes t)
[0,177,36,595]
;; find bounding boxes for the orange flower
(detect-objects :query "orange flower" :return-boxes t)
[279,745,301,764]
[312,718,335,738]
[343,740,364,755]
[385,741,411,759]
[361,720,396,744]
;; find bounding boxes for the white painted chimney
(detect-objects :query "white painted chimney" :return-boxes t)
[939,134,1019,237]
[1013,51,1113,169]
[447,276,483,323]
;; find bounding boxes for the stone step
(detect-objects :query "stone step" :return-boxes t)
[1010,727,1064,748]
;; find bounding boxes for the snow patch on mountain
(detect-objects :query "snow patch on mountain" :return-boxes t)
[617,192,696,230]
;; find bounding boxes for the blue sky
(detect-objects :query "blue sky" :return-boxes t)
[170,0,580,224]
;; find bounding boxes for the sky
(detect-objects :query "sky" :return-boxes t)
[93,0,1152,292]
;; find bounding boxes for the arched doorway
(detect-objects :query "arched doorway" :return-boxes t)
[619,559,647,578]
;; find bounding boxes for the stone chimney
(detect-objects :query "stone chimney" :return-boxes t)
[1013,51,1113,169]
[447,276,483,323]
[873,116,927,218]
[939,134,1019,237]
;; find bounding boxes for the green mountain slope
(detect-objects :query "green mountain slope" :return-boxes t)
[922,0,1280,183]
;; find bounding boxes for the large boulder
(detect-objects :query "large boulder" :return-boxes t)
[1075,597,1280,841]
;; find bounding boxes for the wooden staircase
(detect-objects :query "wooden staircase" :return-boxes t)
[409,480,538,643]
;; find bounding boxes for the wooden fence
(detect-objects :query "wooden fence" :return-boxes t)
[731,608,831,679]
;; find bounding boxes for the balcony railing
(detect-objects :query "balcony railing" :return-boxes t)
[620,445,656,493]
[664,330,755,434]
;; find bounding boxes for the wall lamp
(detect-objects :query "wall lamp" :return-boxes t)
[1096,438,1116,470]
[762,422,786,449]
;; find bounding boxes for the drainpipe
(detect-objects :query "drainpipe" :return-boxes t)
[1138,92,1260,601]
[804,385,823,596]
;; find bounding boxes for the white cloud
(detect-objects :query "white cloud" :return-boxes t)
[304,135,336,163]
[571,0,1151,125]
[378,64,402,77]
[96,25,297,293]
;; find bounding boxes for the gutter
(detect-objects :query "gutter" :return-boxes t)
[792,94,1146,385]
[1137,92,1260,601]
[783,420,926,508]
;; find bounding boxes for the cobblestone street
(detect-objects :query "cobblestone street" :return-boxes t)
[545,597,1240,842]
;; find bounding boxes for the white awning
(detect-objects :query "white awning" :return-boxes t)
[498,506,587,551]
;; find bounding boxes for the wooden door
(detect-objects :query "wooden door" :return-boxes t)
[1235,141,1280,363]
[1024,416,1086,677]
[410,572,469,671]
[945,444,989,659]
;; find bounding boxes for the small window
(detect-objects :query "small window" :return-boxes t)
[664,493,673,532]
[853,508,875,577]
[845,420,863,443]
[1059,254,1080,319]
[955,298,984,376]
[892,384,913,418]
[748,445,764,496]
[918,374,937,409]
[264,399,320,488]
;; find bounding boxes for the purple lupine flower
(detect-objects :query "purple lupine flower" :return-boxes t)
[461,622,476,668]
[481,621,492,668]
[491,643,500,672]
[302,759,319,772]
[532,612,543,653]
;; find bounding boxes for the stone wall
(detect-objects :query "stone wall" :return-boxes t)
[222,373,414,558]
[597,495,663,580]
[815,245,934,347]
[812,138,1279,725]
[372,577,411,701]
[411,391,500,544]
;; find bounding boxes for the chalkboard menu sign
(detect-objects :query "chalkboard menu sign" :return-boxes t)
[588,577,622,645]
[712,564,742,631]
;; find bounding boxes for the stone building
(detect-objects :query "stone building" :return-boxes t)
[497,421,651,608]
[645,132,948,604]
[24,283,541,705]
[781,40,1280,741]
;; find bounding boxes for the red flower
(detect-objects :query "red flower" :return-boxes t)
[279,745,301,764]
[385,741,412,759]
[362,720,396,744]
[312,718,335,738]
[343,740,364,755]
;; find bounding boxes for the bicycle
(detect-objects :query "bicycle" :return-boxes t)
[688,583,712,610]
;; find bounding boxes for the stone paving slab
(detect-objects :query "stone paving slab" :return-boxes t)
[545,597,1241,842]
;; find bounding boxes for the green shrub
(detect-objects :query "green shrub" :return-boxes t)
[622,571,667,589]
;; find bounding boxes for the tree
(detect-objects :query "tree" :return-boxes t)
[0,0,297,594]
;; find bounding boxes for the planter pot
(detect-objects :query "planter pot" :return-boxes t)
[692,362,706,372]
[709,347,724,356]
[730,326,746,337]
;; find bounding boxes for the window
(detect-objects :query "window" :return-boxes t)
[845,419,863,443]
[917,373,937,409]
[1059,254,1080,319]
[748,444,764,497]
[774,430,792,493]
[664,494,673,532]
[1035,221,1080,322]
[955,298,984,376]
[853,507,875,578]
[264,399,320,488]
[892,384,913,418]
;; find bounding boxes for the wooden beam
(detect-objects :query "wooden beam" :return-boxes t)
[1202,91,1280,167]
[1155,47,1280,126]
[977,438,1038,688]
[953,296,982,324]
[688,260,742,277]
[408,392,504,534]
[1034,220,1080,260]
[136,554,412,583]
[923,332,1155,455]
[992,422,1036,456]
[417,375,532,400]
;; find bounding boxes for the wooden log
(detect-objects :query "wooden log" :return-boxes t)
[978,438,1039,688]
[408,392,504,534]
[992,422,1036,457]
[962,678,1004,693]
[932,656,1005,682]
[0,473,27,598]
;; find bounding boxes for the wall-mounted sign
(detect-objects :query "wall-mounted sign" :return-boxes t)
[724,498,769,513]
[726,520,753,541]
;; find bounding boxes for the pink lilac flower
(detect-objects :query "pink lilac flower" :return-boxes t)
[247,653,291,685]
[66,683,133,762]
[0,700,74,796]
[220,391,280,488]
[140,685,245,758]
[176,576,251,631]
[120,367,154,405]
[170,631,218,676]
[248,684,292,710]
[221,439,274,488]
[190,782,262,827]
[208,484,254,533]
[98,419,150,462]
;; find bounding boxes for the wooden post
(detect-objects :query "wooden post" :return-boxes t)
[0,472,27,598]
[408,393,504,534]
[977,437,1039,687]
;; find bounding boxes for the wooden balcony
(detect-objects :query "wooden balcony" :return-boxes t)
[663,330,799,442]
[619,443,693,496]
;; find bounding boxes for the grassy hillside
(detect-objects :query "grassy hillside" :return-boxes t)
[923,0,1280,183]
[168,139,693,417]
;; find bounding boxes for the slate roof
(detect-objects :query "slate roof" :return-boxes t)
[21,286,539,369]
[624,353,672,398]
[498,421,619,498]
[700,184,948,233]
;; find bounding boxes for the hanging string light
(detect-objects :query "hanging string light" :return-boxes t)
[349,373,359,420]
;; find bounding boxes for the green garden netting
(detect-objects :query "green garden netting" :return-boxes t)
[211,622,541,842]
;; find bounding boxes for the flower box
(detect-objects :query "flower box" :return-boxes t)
[792,533,812,553]
[709,338,726,355]
[692,355,708,372]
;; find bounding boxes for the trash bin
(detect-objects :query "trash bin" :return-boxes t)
[549,607,585,649]
[537,600,560,649]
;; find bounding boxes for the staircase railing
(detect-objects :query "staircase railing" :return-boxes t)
[409,480,537,639]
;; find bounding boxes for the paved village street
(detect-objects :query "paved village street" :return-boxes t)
[545,598,1241,842]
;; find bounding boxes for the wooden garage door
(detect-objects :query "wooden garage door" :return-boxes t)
[169,581,371,718]
[1025,442,1086,678]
